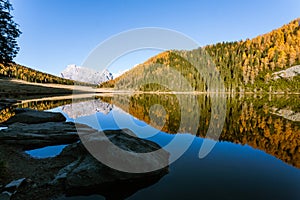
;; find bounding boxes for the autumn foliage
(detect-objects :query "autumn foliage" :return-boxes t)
[101,19,300,93]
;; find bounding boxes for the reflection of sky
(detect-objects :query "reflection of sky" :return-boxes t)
[25,145,67,159]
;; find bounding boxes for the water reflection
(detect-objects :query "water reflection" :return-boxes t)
[61,100,112,118]
[25,144,67,159]
[1,94,299,169]
[0,98,73,123]
[99,94,300,168]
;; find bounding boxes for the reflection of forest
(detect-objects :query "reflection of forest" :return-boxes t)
[0,97,111,123]
[100,94,300,168]
[0,99,74,123]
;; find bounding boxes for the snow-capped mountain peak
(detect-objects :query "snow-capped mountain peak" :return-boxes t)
[60,64,113,85]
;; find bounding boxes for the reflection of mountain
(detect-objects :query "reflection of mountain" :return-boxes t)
[61,100,113,119]
[0,98,114,123]
[100,94,300,168]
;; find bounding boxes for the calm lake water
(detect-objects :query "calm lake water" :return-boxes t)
[10,94,300,199]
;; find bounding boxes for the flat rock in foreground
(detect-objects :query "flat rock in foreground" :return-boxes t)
[0,122,86,150]
[2,109,66,125]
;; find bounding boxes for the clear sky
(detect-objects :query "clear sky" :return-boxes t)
[10,0,300,76]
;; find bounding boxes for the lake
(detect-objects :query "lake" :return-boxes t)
[3,93,300,199]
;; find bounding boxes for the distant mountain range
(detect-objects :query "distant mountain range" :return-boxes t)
[100,18,300,93]
[60,64,113,85]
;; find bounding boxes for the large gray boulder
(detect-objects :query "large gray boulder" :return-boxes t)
[51,129,170,199]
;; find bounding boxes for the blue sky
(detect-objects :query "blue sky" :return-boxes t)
[10,0,300,76]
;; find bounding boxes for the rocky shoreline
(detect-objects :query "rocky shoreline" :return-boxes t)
[0,108,169,200]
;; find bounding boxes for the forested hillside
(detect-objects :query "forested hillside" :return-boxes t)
[0,63,94,86]
[100,19,300,92]
[205,18,300,92]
